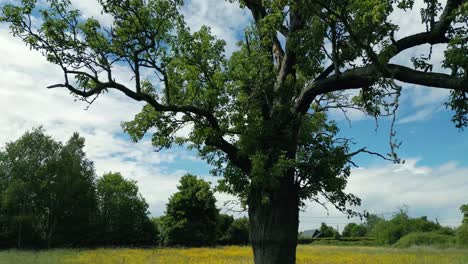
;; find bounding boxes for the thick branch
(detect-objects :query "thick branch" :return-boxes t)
[205,136,252,174]
[243,0,285,64]
[294,66,376,114]
[387,64,468,90]
[315,65,335,81]
[294,0,466,114]
[380,0,463,61]
[294,64,467,114]
[276,7,304,90]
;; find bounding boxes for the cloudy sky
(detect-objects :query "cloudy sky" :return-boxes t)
[0,0,466,231]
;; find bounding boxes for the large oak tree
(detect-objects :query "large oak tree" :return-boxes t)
[1,0,467,263]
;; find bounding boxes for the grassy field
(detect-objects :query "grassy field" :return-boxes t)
[1,245,468,264]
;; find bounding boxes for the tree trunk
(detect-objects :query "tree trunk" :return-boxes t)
[248,178,300,264]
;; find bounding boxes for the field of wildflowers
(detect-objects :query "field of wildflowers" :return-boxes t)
[1,245,467,264]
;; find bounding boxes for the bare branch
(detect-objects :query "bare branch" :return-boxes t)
[347,147,398,163]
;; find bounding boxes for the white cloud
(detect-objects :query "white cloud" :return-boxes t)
[329,108,368,123]
[0,24,200,217]
[407,86,449,108]
[182,0,250,55]
[70,0,114,27]
[299,159,468,231]
[387,1,452,125]
[398,104,445,124]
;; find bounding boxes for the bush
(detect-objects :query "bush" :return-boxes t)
[298,237,315,244]
[394,232,454,248]
[310,237,376,246]
[219,217,250,245]
[319,223,339,238]
[342,223,368,237]
[371,211,442,245]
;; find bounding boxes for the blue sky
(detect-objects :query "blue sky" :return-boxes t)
[0,0,466,231]
[339,105,468,168]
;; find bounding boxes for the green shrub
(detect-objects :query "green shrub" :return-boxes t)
[342,223,368,237]
[219,217,250,245]
[394,232,454,248]
[297,237,315,244]
[319,223,339,238]
[371,211,443,245]
[311,237,377,246]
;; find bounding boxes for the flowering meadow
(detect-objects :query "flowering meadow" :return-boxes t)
[1,245,468,264]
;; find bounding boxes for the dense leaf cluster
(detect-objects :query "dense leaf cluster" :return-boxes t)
[156,174,250,246]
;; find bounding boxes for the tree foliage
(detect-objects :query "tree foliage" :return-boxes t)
[96,172,156,246]
[0,128,97,248]
[460,204,468,224]
[218,213,235,243]
[457,204,468,245]
[161,174,220,247]
[0,129,157,248]
[393,231,454,248]
[220,217,250,245]
[342,223,367,237]
[319,223,340,238]
[370,210,444,245]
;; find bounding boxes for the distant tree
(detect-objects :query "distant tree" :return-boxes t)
[150,217,163,246]
[461,204,468,224]
[44,133,98,247]
[96,172,156,246]
[457,204,468,245]
[222,217,250,245]
[218,214,234,244]
[319,223,339,238]
[364,214,385,235]
[162,174,220,247]
[0,128,97,248]
[342,223,367,237]
[457,225,468,246]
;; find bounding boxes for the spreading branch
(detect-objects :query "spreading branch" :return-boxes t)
[48,72,252,173]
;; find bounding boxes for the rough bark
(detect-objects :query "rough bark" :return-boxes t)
[248,177,300,264]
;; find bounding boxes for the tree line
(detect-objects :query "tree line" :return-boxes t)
[1,129,467,249]
[0,128,248,249]
[0,128,155,248]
